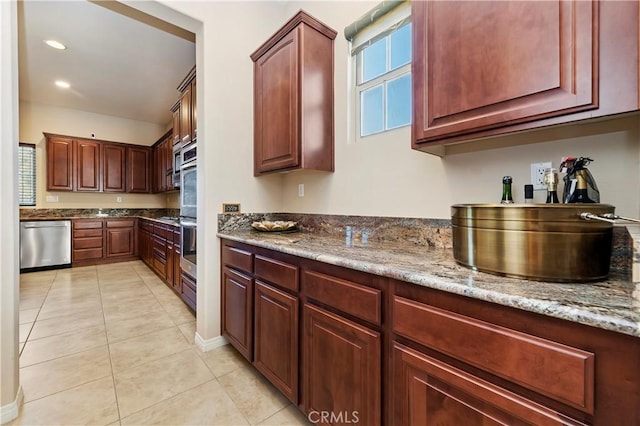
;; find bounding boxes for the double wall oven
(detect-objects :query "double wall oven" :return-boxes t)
[180,141,197,278]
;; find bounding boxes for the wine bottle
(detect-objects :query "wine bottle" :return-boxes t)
[500,176,514,204]
[568,170,595,203]
[543,168,560,204]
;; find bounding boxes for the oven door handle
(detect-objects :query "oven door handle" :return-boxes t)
[180,161,196,171]
[180,219,197,227]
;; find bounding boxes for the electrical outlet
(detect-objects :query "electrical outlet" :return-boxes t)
[116,196,122,203]
[531,162,552,190]
[298,184,304,197]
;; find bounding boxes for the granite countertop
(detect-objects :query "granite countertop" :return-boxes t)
[218,229,640,338]
[20,215,181,227]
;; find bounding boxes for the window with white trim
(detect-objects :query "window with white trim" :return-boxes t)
[348,2,411,139]
[18,143,36,206]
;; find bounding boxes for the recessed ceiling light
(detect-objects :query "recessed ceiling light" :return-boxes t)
[45,40,67,50]
[55,80,70,89]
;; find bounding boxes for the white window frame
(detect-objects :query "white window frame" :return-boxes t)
[18,143,36,207]
[348,2,411,143]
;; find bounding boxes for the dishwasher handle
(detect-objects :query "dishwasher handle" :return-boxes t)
[22,222,70,229]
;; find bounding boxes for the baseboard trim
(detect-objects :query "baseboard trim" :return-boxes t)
[194,333,228,352]
[1,385,23,424]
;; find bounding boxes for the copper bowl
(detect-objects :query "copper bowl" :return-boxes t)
[451,204,615,282]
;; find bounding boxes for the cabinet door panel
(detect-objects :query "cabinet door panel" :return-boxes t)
[102,144,126,192]
[180,86,192,145]
[254,281,298,404]
[127,147,151,193]
[106,228,134,258]
[46,137,74,191]
[413,0,597,144]
[392,343,585,426]
[303,303,380,425]
[254,29,299,174]
[222,266,253,361]
[75,140,101,191]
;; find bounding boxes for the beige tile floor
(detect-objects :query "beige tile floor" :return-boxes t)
[11,261,311,426]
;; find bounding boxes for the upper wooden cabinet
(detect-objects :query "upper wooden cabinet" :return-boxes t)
[151,130,175,193]
[45,133,152,193]
[251,11,336,176]
[413,0,640,155]
[174,66,196,149]
[75,140,102,192]
[102,144,126,192]
[46,136,74,191]
[127,146,151,193]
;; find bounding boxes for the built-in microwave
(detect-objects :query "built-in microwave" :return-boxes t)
[172,146,181,188]
[181,141,196,166]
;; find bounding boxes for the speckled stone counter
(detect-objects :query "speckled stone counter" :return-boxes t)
[20,208,180,226]
[218,217,640,338]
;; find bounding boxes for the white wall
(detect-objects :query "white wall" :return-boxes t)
[280,1,640,219]
[19,101,170,209]
[0,0,21,421]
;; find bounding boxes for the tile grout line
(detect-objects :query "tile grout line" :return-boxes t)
[97,265,124,423]
[19,270,57,356]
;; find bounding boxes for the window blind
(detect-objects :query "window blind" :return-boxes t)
[345,1,410,56]
[18,143,36,206]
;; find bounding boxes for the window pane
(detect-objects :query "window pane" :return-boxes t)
[386,73,411,129]
[362,37,387,83]
[390,23,411,70]
[361,85,384,136]
[18,144,36,206]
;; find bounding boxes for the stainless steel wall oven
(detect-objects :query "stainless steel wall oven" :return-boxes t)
[180,141,197,277]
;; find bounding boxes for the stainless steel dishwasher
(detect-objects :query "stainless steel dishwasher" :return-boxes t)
[20,220,72,271]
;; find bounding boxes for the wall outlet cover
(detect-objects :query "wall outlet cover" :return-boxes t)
[298,184,304,197]
[531,162,552,190]
[223,203,241,213]
[45,195,58,202]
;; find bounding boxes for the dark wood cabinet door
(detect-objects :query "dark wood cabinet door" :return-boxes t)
[75,140,102,192]
[46,136,74,191]
[254,29,299,174]
[164,138,173,190]
[412,0,597,146]
[303,303,380,425]
[181,270,196,311]
[166,237,175,288]
[180,85,192,146]
[190,79,197,142]
[222,266,253,361]
[102,144,126,192]
[127,146,151,193]
[153,144,164,193]
[254,281,299,404]
[173,238,181,292]
[106,227,134,258]
[171,103,181,146]
[392,343,584,426]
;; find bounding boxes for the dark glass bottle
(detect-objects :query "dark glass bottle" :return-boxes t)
[543,168,560,204]
[569,170,595,203]
[500,176,514,204]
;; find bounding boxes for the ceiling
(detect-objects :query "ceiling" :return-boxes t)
[18,0,196,125]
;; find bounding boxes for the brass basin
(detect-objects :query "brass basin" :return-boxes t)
[451,204,615,282]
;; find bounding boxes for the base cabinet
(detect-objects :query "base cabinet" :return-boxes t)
[219,238,640,425]
[392,343,583,426]
[73,218,136,265]
[221,266,253,361]
[254,281,299,404]
[303,303,380,425]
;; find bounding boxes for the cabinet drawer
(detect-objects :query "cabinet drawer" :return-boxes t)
[73,229,102,238]
[73,248,103,261]
[153,224,169,239]
[393,296,595,413]
[140,220,153,232]
[302,270,381,325]
[73,220,103,229]
[106,219,135,228]
[182,274,196,302]
[255,255,298,291]
[73,237,103,249]
[222,244,253,273]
